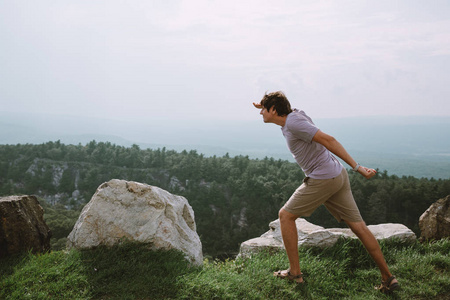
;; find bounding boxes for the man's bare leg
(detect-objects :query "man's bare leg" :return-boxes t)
[278,208,303,282]
[345,220,398,285]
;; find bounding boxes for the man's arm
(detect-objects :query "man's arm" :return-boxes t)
[312,130,376,179]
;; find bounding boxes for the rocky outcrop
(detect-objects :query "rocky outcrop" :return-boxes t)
[238,218,416,257]
[419,195,450,241]
[67,179,203,265]
[0,195,52,257]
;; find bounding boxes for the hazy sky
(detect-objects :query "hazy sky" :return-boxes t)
[1,0,450,122]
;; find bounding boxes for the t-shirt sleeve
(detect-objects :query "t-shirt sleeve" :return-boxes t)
[286,116,319,143]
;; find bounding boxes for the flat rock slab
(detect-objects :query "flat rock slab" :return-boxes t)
[239,218,416,257]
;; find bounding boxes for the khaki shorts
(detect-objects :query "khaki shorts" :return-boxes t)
[282,168,363,222]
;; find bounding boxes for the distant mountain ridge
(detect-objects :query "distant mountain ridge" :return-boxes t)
[0,111,449,179]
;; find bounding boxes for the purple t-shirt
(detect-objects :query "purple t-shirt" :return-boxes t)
[281,109,343,179]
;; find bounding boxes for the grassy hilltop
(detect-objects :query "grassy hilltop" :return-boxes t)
[1,238,449,299]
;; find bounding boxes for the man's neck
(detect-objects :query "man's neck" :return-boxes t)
[272,115,287,127]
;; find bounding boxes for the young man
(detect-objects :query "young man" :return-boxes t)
[253,91,399,294]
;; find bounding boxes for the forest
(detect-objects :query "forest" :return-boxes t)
[1,141,449,257]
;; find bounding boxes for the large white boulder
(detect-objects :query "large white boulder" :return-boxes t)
[67,179,203,265]
[238,218,416,257]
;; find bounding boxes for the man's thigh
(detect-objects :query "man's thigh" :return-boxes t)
[323,170,363,222]
[282,175,343,217]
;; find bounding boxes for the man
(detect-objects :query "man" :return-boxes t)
[253,91,398,294]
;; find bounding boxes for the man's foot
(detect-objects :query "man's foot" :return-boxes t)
[273,269,304,284]
[375,275,399,294]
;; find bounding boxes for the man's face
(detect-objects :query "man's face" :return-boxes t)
[260,106,276,123]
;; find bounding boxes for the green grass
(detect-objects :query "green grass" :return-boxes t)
[1,239,449,299]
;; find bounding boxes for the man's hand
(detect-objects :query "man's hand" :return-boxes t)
[357,166,377,179]
[253,102,263,109]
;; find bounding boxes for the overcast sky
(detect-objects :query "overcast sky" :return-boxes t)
[1,0,450,123]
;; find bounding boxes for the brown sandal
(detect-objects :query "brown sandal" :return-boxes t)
[274,269,304,284]
[375,275,399,294]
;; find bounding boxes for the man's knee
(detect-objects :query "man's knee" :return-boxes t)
[279,208,298,222]
[278,208,287,219]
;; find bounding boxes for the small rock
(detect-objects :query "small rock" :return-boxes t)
[419,195,450,241]
[0,195,52,257]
